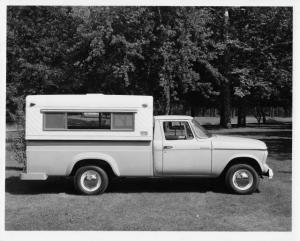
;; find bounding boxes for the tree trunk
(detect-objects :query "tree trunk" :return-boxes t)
[219,9,231,128]
[237,102,247,127]
[164,83,171,115]
[190,106,195,117]
[262,108,267,124]
[220,82,232,128]
[254,106,262,126]
[284,106,289,117]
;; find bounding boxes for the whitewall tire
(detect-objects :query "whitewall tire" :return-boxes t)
[225,164,259,194]
[74,166,109,195]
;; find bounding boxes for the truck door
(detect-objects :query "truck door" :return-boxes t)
[161,120,211,175]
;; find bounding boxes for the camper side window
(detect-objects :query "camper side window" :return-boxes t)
[43,112,134,131]
[112,113,134,130]
[67,112,111,129]
[44,113,66,130]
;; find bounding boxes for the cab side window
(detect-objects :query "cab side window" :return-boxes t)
[163,121,194,140]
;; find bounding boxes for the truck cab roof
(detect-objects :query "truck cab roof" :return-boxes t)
[154,115,193,120]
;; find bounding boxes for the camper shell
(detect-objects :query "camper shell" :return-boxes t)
[25,94,153,141]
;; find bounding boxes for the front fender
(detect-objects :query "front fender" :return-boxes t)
[66,152,120,176]
[227,153,264,172]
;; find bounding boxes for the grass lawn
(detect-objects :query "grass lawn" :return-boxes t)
[5,119,292,231]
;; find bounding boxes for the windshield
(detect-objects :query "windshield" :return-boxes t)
[191,119,212,138]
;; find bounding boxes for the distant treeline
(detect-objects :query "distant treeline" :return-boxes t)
[7,6,292,127]
[173,105,291,124]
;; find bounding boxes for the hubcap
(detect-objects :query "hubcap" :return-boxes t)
[80,170,101,192]
[232,169,254,191]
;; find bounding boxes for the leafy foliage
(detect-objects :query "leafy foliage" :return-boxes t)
[7,6,292,125]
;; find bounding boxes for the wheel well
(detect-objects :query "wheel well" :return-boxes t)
[70,159,116,179]
[220,157,262,178]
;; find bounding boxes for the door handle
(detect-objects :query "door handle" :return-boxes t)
[163,146,173,149]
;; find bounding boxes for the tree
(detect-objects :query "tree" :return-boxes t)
[7,6,83,121]
[6,6,292,127]
[229,7,292,125]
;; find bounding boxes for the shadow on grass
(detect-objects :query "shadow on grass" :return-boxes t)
[278,170,292,174]
[262,138,292,161]
[220,131,292,138]
[5,176,234,195]
[107,177,233,194]
[6,167,23,171]
[5,176,75,195]
[204,122,292,131]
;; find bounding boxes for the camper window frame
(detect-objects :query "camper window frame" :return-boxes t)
[42,110,136,132]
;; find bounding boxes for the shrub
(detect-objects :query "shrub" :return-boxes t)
[9,100,26,168]
[10,129,26,167]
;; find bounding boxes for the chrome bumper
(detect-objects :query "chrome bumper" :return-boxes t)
[263,168,274,179]
[261,162,274,179]
[20,172,48,180]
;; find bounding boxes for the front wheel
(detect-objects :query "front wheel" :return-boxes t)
[74,166,109,195]
[225,164,260,194]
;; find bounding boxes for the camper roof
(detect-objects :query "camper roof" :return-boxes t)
[26,94,153,109]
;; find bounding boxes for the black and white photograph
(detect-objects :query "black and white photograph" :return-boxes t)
[2,0,298,240]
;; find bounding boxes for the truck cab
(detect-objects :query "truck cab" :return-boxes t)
[153,116,212,176]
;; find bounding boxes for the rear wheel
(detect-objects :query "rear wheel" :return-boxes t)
[74,166,109,195]
[225,164,259,194]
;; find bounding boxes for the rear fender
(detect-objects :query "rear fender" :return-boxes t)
[66,152,120,176]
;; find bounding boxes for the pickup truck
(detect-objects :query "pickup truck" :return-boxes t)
[21,94,273,195]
